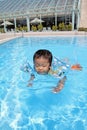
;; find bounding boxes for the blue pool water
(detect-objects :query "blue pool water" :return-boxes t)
[0,36,87,130]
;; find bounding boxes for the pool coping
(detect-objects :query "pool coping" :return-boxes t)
[0,31,87,44]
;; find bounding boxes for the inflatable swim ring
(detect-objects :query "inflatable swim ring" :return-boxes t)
[71,64,82,71]
[21,57,70,78]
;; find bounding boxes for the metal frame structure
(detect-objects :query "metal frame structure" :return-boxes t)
[0,0,81,31]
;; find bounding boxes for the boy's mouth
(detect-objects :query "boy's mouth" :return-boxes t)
[37,71,47,75]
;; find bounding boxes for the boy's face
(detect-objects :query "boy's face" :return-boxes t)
[34,57,51,74]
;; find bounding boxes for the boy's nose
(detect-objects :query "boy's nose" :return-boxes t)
[39,66,43,69]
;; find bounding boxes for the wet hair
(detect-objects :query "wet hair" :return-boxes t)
[33,49,53,66]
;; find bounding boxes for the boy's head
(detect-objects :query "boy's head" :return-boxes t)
[33,49,53,74]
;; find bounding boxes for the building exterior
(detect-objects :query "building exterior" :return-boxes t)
[79,0,87,28]
[0,0,86,31]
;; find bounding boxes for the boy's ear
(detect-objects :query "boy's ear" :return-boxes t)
[49,66,52,69]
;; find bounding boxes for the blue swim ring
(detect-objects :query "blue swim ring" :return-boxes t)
[21,57,70,78]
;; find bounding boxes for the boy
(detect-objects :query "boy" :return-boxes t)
[28,49,67,93]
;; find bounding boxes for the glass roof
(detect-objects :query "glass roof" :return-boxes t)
[0,0,79,19]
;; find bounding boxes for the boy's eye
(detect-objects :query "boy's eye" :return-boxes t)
[42,65,47,67]
[35,63,48,67]
[35,65,46,67]
[35,64,40,67]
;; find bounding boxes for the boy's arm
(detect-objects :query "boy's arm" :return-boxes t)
[53,76,67,93]
[27,74,35,87]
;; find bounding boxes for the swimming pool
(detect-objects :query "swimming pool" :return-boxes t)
[0,36,87,130]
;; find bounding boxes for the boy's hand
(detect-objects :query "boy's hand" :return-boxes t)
[27,74,35,87]
[27,82,33,87]
[52,76,67,93]
[53,83,64,93]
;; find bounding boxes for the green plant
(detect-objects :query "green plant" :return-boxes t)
[52,25,57,31]
[58,22,66,31]
[16,27,20,32]
[23,26,28,32]
[67,24,72,31]
[58,22,72,31]
[0,28,5,33]
[31,25,37,31]
[37,24,43,31]
[78,27,87,31]
[19,26,23,31]
[65,25,68,31]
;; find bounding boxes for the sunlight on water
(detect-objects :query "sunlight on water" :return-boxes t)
[0,36,87,130]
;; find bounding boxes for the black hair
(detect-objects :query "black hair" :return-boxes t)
[33,49,53,66]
